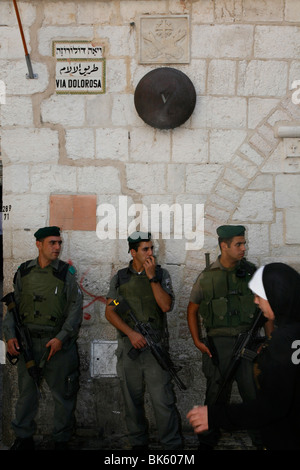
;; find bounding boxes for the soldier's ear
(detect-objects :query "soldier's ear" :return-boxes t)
[219,240,226,251]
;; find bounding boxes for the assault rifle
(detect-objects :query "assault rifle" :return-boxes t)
[110,298,187,391]
[2,292,41,397]
[214,309,266,404]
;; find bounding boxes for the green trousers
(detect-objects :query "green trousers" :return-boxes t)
[116,336,182,449]
[199,335,262,448]
[12,336,79,443]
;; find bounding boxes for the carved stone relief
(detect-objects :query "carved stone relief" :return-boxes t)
[139,15,190,64]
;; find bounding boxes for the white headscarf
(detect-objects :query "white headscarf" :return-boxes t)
[248,266,268,300]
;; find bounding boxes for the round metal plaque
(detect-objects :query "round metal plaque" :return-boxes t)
[134,67,196,130]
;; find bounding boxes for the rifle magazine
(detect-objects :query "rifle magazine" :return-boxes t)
[240,347,258,361]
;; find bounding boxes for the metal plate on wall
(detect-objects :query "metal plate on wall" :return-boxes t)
[134,67,196,130]
[91,340,118,378]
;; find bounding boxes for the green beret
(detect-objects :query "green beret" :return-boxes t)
[34,226,61,240]
[127,231,151,243]
[216,225,245,238]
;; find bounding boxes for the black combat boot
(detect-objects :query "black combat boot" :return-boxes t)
[54,441,69,450]
[10,437,35,450]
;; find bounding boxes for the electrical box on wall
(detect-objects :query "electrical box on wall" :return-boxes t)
[284,138,300,158]
[90,340,118,378]
[276,126,300,158]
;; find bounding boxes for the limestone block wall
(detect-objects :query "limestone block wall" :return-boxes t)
[1,0,300,445]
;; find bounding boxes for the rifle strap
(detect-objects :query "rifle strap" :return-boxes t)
[15,259,70,283]
[116,265,163,288]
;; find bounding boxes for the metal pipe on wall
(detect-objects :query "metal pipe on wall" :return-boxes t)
[12,0,37,79]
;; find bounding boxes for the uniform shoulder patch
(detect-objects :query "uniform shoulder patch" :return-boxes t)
[68,265,76,275]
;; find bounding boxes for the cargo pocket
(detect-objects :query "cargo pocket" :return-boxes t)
[211,297,228,327]
[239,294,256,325]
[115,342,124,381]
[115,342,124,360]
[64,370,79,399]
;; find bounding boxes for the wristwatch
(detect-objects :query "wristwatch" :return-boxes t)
[149,276,159,283]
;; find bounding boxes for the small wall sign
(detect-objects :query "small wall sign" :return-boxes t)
[53,40,106,94]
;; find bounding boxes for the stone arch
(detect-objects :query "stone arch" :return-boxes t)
[204,92,300,238]
[178,90,300,315]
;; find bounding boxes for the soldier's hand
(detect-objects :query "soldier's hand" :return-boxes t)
[7,338,20,356]
[144,255,156,279]
[187,406,209,433]
[46,337,63,360]
[127,330,147,349]
[197,341,212,358]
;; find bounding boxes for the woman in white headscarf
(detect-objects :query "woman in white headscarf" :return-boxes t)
[187,262,300,450]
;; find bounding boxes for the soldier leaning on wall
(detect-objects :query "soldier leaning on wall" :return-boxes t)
[188,262,300,451]
[105,231,183,450]
[3,226,83,451]
[187,224,274,451]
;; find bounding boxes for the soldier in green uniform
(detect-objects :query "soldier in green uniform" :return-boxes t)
[3,226,83,450]
[187,225,273,450]
[105,231,182,450]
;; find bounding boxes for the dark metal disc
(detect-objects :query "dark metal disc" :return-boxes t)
[134,67,196,130]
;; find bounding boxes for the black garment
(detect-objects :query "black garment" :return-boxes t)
[263,263,300,325]
[208,263,300,450]
[208,323,300,450]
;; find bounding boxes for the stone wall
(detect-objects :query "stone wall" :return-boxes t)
[1,0,300,445]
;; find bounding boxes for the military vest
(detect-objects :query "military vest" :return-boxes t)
[199,260,257,332]
[18,260,69,328]
[116,266,164,332]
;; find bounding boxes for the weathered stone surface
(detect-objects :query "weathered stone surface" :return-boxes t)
[1,0,300,446]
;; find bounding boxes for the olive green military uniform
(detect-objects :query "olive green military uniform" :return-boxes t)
[107,260,182,450]
[3,257,83,444]
[189,226,261,448]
